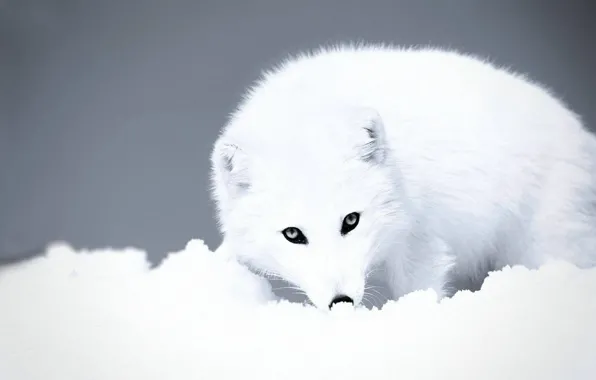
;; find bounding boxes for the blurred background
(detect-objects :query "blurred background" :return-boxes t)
[1,0,595,267]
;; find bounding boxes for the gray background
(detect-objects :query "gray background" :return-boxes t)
[1,0,595,268]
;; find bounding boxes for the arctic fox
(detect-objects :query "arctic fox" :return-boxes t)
[209,44,596,310]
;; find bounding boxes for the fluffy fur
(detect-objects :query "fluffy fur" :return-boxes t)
[209,43,596,310]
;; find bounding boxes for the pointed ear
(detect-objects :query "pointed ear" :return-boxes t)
[212,140,251,196]
[355,108,387,164]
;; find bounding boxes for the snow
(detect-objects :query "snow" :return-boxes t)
[0,239,595,380]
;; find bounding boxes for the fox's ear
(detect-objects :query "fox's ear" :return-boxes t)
[355,108,387,164]
[211,139,251,196]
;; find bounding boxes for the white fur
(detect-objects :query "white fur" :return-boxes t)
[209,43,596,310]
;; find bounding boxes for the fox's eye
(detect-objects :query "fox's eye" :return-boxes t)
[341,212,360,235]
[282,227,308,244]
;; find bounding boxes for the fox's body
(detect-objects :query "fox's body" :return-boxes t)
[210,44,596,310]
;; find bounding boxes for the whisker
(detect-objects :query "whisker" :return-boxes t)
[366,286,388,302]
[366,290,382,307]
[363,293,380,309]
[364,284,386,292]
[362,295,372,309]
[302,298,316,308]
[273,285,304,292]
[365,266,385,280]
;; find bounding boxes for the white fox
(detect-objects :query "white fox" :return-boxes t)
[210,44,596,310]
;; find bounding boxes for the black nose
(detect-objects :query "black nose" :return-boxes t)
[328,295,354,309]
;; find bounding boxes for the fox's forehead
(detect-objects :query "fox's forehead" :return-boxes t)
[252,147,363,192]
[228,101,390,227]
[248,157,381,225]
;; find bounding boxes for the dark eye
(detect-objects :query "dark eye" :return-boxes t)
[341,212,360,235]
[281,227,308,244]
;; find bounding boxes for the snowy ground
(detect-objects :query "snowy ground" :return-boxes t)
[0,239,595,380]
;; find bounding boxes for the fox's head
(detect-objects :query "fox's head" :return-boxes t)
[210,101,407,310]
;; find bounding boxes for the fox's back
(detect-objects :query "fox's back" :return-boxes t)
[237,45,596,266]
[237,44,592,213]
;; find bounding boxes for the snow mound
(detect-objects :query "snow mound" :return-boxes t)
[0,239,595,380]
